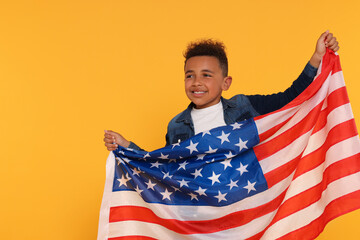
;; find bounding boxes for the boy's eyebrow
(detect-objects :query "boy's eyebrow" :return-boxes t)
[185,69,214,74]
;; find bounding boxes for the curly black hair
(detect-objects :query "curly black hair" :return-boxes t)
[183,39,228,76]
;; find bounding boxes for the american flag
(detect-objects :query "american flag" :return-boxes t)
[98,50,360,240]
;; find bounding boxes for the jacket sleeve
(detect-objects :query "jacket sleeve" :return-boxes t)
[127,141,144,151]
[247,62,317,115]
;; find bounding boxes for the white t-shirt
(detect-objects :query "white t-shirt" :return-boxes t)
[191,101,226,135]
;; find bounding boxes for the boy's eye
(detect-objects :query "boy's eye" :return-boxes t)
[185,75,193,79]
[203,73,211,77]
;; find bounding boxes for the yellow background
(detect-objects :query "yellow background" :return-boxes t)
[1,1,359,239]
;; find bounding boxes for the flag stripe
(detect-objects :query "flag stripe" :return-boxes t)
[109,236,157,240]
[312,87,349,133]
[264,119,358,187]
[260,172,360,239]
[109,190,286,234]
[277,190,360,240]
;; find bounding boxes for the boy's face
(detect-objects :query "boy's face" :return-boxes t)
[184,56,232,109]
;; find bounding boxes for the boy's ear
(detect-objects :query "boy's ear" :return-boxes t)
[222,76,232,91]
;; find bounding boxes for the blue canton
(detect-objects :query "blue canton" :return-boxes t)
[113,118,268,206]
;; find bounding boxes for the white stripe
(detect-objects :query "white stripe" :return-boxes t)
[328,71,345,94]
[261,172,360,240]
[285,136,360,201]
[259,130,312,174]
[97,153,116,240]
[109,174,293,221]
[302,103,354,157]
[254,106,299,135]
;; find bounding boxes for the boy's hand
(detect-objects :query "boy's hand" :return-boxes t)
[104,130,130,151]
[310,30,339,68]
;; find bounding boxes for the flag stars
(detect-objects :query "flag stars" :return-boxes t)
[145,179,156,190]
[237,162,249,176]
[150,161,163,168]
[117,175,129,187]
[227,179,239,190]
[231,122,243,130]
[159,153,169,160]
[186,140,199,154]
[235,138,248,151]
[131,168,141,176]
[178,161,189,170]
[188,192,198,201]
[134,185,143,195]
[214,191,227,202]
[217,131,231,144]
[162,171,173,179]
[224,151,236,159]
[143,152,151,158]
[244,180,256,194]
[171,142,180,149]
[208,171,221,185]
[196,154,206,160]
[205,146,218,154]
[115,157,122,166]
[160,188,173,201]
[191,168,203,179]
[195,186,207,196]
[177,179,190,188]
[202,130,211,137]
[220,159,232,170]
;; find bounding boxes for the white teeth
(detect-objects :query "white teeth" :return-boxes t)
[194,91,205,94]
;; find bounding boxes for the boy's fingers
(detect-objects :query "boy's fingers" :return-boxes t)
[104,133,116,139]
[104,138,115,143]
[105,142,118,148]
[319,30,329,41]
[327,37,337,46]
[325,33,333,44]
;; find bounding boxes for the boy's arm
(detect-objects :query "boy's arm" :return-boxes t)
[247,31,339,115]
[104,130,144,151]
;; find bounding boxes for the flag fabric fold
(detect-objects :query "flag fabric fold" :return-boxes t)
[98,50,360,240]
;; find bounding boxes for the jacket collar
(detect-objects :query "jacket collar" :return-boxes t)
[176,97,235,123]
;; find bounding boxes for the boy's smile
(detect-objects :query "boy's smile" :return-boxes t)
[184,56,232,109]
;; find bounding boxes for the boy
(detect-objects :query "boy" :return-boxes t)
[104,31,339,151]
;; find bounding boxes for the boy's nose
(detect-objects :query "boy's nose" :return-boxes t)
[192,77,202,86]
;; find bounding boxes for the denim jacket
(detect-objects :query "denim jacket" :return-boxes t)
[129,62,317,150]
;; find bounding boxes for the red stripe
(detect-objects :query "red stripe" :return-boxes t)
[109,236,157,240]
[109,191,287,235]
[255,100,323,160]
[277,190,360,240]
[264,119,358,187]
[293,119,358,180]
[312,87,350,133]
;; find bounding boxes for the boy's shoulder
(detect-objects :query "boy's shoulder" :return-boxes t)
[168,103,192,127]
